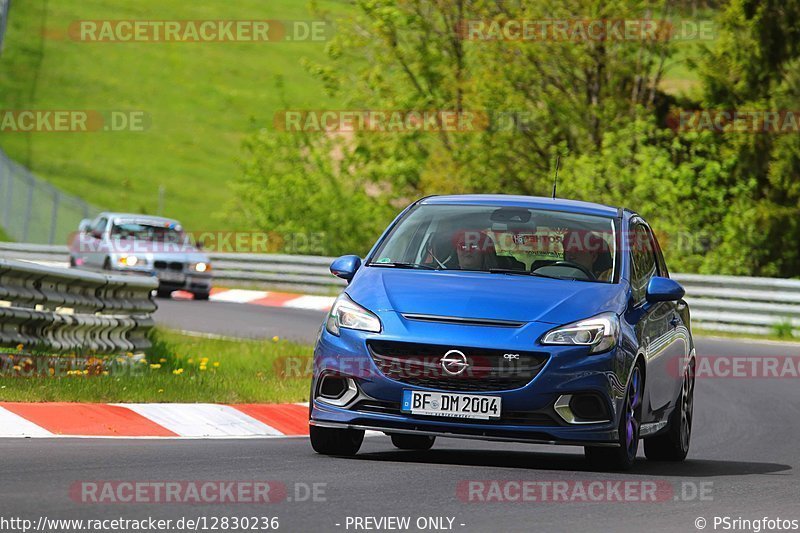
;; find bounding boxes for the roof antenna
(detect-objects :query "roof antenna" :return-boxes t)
[551,155,560,199]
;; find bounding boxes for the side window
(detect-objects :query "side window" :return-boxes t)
[630,222,657,304]
[91,217,108,237]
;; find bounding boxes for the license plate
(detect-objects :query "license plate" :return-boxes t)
[158,271,185,283]
[401,390,501,420]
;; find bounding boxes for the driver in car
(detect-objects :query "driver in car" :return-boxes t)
[561,229,613,281]
[454,230,499,270]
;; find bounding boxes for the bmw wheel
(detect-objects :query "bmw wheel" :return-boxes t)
[585,362,643,471]
[309,425,364,456]
[645,365,694,461]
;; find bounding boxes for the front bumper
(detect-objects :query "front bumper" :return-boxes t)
[310,313,634,447]
[107,265,212,293]
[155,273,212,293]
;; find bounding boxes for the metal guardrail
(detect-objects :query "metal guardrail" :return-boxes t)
[0,242,348,293]
[0,0,9,55]
[0,257,157,352]
[0,243,797,336]
[672,273,800,335]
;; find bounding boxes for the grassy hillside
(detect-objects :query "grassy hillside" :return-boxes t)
[0,1,706,238]
[0,0,349,232]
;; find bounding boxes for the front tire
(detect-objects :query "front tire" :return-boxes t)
[645,366,694,461]
[309,425,364,456]
[390,434,435,450]
[585,362,643,471]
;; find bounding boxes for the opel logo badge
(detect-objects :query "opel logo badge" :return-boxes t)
[441,349,469,376]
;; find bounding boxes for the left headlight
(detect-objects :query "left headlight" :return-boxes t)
[325,293,381,336]
[541,312,620,354]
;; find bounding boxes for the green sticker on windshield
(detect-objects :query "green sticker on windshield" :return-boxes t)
[376,257,392,263]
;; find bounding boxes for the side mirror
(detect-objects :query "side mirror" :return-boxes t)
[78,219,91,233]
[645,276,685,303]
[330,255,362,282]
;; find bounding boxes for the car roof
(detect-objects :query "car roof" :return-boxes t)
[420,194,622,218]
[99,212,181,225]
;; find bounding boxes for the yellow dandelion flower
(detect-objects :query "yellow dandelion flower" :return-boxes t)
[149,363,161,369]
[172,368,184,375]
[187,358,194,364]
[200,357,209,364]
[159,358,167,363]
[212,361,220,368]
[199,365,207,371]
[272,336,279,342]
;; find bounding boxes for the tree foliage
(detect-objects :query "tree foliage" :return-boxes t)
[229,0,800,276]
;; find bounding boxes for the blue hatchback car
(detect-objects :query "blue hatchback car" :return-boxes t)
[309,195,695,470]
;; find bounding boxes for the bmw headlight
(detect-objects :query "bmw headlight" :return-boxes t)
[191,262,210,273]
[541,312,620,354]
[117,255,141,267]
[325,294,381,336]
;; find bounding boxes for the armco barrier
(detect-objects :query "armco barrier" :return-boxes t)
[0,242,347,292]
[0,243,798,336]
[0,258,157,352]
[672,273,800,336]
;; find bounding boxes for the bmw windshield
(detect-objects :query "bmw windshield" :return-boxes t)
[369,204,618,283]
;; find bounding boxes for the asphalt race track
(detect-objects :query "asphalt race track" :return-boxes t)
[1,300,798,532]
[153,298,325,343]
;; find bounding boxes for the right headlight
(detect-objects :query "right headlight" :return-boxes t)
[541,312,620,354]
[191,262,210,273]
[325,294,381,336]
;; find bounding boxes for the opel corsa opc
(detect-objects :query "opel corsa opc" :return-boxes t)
[310,195,695,470]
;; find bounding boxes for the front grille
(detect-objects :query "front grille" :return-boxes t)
[154,261,184,272]
[352,399,558,426]
[367,340,548,392]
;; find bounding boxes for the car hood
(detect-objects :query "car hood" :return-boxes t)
[346,267,629,325]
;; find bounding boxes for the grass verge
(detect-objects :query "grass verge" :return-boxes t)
[0,329,314,403]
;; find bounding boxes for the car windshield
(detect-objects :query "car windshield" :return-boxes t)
[370,204,617,283]
[111,221,185,243]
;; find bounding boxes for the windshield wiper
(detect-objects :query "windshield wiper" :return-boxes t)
[488,268,575,281]
[487,268,533,276]
[369,261,437,270]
